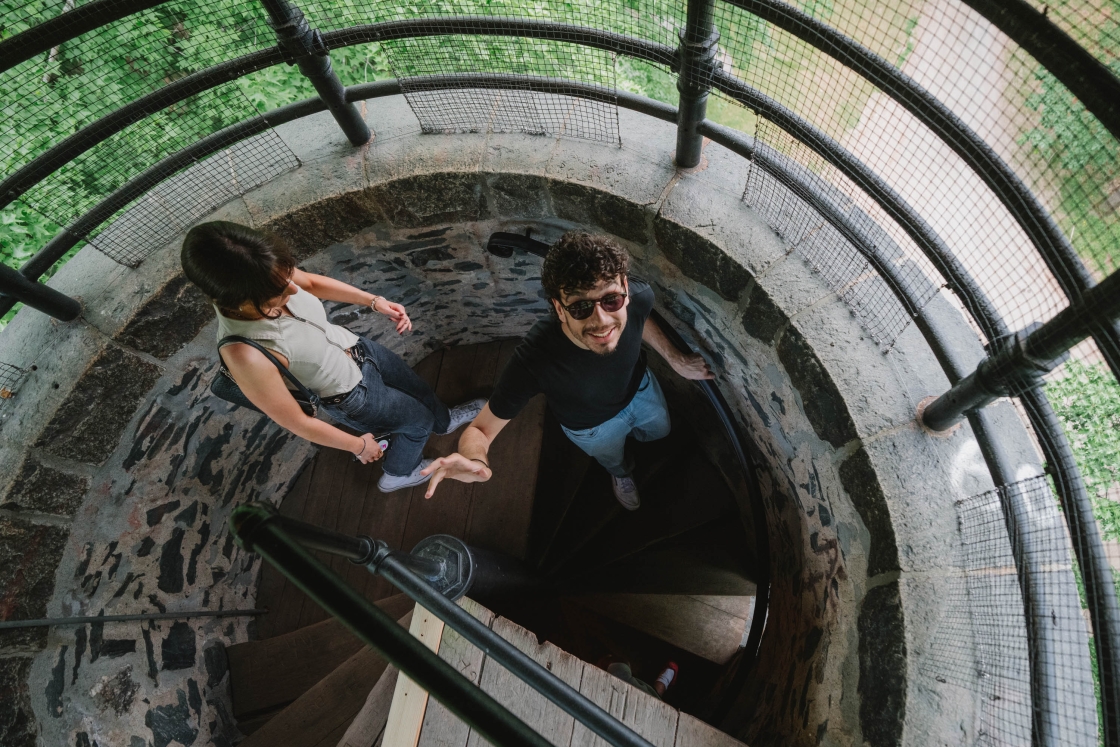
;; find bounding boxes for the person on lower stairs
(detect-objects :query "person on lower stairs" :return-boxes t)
[421,231,712,509]
[599,657,679,699]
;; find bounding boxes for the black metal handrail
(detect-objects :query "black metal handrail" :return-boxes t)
[230,504,657,747]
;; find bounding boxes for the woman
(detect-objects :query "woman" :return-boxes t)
[181,221,482,493]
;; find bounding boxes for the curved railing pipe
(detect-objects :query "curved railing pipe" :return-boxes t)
[958,0,1120,145]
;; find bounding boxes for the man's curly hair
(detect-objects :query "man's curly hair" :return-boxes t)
[541,231,630,301]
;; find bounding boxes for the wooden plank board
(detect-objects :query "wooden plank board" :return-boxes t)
[241,608,414,747]
[571,594,750,665]
[400,345,481,552]
[466,393,545,559]
[337,665,400,747]
[256,458,317,640]
[417,598,496,747]
[673,713,746,747]
[383,605,446,747]
[569,664,678,747]
[230,593,413,720]
[465,616,584,747]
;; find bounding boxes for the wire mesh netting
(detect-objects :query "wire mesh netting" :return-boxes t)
[0,0,295,273]
[744,119,941,349]
[924,476,1101,745]
[0,360,26,404]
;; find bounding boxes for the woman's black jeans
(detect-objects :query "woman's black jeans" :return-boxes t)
[321,337,450,476]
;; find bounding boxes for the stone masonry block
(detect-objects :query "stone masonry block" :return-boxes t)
[34,345,163,464]
[364,173,489,228]
[839,448,900,577]
[366,127,486,184]
[0,657,37,747]
[1,454,89,517]
[791,293,915,438]
[484,173,551,220]
[548,180,651,245]
[0,517,69,627]
[859,581,907,747]
[740,282,788,345]
[261,189,390,260]
[652,216,752,302]
[113,274,211,361]
[776,324,859,448]
[658,172,787,279]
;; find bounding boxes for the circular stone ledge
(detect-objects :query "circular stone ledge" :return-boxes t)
[0,99,1044,747]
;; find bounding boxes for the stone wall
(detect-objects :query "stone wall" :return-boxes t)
[0,96,1042,746]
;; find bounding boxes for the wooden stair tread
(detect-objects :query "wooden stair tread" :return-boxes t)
[566,593,755,665]
[228,593,414,722]
[557,450,737,580]
[237,607,414,747]
[384,599,748,747]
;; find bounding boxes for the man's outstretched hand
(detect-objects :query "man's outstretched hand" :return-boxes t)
[420,453,492,499]
[672,351,715,380]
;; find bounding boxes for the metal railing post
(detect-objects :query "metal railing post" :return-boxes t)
[0,262,80,321]
[258,0,371,146]
[919,268,1120,432]
[674,0,719,168]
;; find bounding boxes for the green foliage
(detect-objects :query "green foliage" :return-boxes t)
[1046,361,1120,541]
[1018,6,1120,277]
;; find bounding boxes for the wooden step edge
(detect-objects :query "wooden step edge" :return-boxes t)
[229,593,414,721]
[237,607,415,747]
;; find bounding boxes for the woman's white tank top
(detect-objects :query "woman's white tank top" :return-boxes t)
[215,286,362,398]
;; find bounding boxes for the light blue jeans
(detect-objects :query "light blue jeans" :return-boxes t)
[561,370,671,477]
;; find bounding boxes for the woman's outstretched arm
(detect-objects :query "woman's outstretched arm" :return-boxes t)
[291,268,412,334]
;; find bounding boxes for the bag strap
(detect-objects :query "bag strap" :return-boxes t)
[218,335,318,402]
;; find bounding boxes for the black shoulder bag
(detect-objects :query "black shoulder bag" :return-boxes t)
[211,336,320,417]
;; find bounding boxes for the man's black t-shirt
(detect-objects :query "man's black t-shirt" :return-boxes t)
[489,276,655,430]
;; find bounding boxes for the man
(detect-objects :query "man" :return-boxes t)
[422,231,713,509]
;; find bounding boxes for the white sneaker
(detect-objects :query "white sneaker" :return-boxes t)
[440,397,487,435]
[611,474,641,511]
[378,459,435,493]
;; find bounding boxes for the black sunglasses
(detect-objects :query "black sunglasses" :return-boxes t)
[560,292,628,321]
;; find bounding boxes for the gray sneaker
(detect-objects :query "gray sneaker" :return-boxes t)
[440,397,487,435]
[611,474,641,511]
[378,459,435,493]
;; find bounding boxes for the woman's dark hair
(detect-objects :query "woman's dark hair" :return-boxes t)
[540,231,630,301]
[181,221,296,317]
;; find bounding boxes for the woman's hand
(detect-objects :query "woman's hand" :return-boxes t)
[352,433,384,464]
[373,297,413,335]
[420,454,491,499]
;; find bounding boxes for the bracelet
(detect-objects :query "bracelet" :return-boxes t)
[470,458,490,469]
[355,437,370,458]
[369,295,383,311]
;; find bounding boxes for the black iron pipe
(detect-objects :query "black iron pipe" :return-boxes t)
[371,552,657,747]
[321,18,678,70]
[229,504,552,747]
[675,0,718,168]
[922,268,1120,431]
[0,608,264,630]
[259,0,370,146]
[0,0,168,74]
[0,262,80,321]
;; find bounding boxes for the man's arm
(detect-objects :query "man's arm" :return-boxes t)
[421,404,510,498]
[642,315,715,380]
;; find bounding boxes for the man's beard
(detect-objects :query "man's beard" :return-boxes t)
[582,324,622,355]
